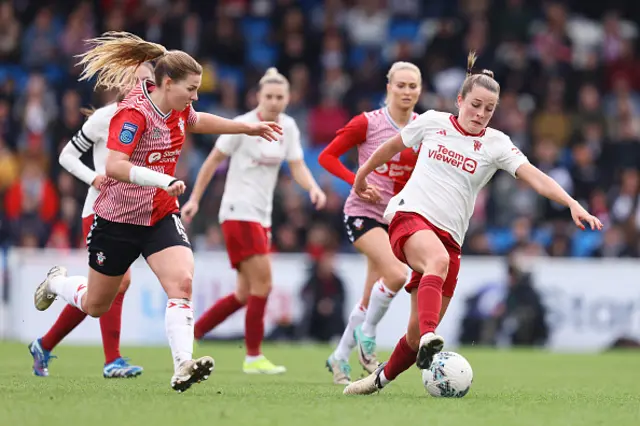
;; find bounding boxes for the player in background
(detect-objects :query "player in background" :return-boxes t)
[318,62,422,384]
[344,52,602,395]
[28,63,153,379]
[33,32,282,393]
[181,67,327,375]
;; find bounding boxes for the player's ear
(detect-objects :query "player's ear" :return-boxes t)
[163,76,173,90]
[456,94,463,109]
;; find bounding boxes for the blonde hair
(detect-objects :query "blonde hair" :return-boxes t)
[259,67,289,90]
[385,61,422,105]
[77,32,202,91]
[459,51,500,99]
[79,62,155,118]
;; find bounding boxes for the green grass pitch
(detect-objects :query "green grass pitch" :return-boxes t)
[1,341,639,426]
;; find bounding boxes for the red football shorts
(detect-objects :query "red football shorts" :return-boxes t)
[82,214,95,247]
[389,212,461,297]
[221,220,272,269]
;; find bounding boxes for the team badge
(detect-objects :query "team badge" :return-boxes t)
[178,117,185,135]
[96,251,106,266]
[473,140,482,152]
[119,122,139,145]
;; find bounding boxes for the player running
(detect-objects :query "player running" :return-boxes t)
[181,67,326,375]
[33,32,282,393]
[344,52,602,395]
[318,62,422,384]
[28,63,153,379]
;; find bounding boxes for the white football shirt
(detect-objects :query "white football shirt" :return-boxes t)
[59,103,116,218]
[217,110,304,227]
[384,110,529,246]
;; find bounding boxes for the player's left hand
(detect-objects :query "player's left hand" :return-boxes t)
[247,122,283,142]
[309,186,327,210]
[569,200,603,231]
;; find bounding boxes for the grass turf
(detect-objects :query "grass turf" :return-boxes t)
[0,341,638,426]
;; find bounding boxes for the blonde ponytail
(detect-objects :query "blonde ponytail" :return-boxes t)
[259,67,289,89]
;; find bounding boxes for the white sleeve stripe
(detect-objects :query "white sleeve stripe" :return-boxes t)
[80,129,96,147]
[71,130,94,152]
[71,135,90,153]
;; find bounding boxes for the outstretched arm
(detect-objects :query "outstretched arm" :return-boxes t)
[516,163,602,231]
[190,112,282,141]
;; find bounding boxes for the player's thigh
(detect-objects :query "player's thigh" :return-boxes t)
[146,245,195,299]
[360,256,381,309]
[85,267,125,317]
[239,254,272,297]
[142,214,194,299]
[403,230,449,278]
[353,226,408,292]
[86,216,141,313]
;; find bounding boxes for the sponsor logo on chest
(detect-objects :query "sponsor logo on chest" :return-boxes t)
[147,148,182,165]
[428,144,477,174]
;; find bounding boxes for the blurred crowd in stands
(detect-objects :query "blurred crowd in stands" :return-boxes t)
[1,0,639,259]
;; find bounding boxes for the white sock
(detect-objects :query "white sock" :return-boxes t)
[245,354,264,363]
[361,280,397,338]
[334,302,367,361]
[165,299,194,373]
[49,275,87,312]
[379,370,390,387]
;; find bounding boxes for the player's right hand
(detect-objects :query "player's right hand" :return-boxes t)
[91,175,107,190]
[362,184,382,204]
[166,180,186,197]
[354,171,374,202]
[181,199,199,224]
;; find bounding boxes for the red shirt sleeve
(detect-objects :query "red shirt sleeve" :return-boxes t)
[107,108,147,156]
[318,114,368,185]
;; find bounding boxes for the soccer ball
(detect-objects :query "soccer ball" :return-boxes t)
[421,351,473,398]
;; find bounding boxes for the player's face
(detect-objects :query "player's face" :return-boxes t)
[166,73,202,111]
[387,70,421,110]
[258,83,289,116]
[134,65,153,82]
[458,85,498,134]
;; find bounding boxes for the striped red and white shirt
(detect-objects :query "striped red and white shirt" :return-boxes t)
[94,79,197,226]
[319,107,419,223]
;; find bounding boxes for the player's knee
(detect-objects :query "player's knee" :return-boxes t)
[166,271,193,299]
[428,252,450,279]
[118,276,131,294]
[250,278,272,297]
[85,302,110,318]
[235,287,249,304]
[383,265,408,291]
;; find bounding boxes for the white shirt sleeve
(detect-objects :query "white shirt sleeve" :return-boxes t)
[285,121,304,161]
[58,107,110,186]
[400,110,433,148]
[216,134,241,156]
[492,136,529,178]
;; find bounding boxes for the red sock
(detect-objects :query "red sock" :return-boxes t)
[383,335,418,381]
[194,293,245,339]
[100,292,124,364]
[40,305,88,351]
[245,295,267,356]
[417,274,444,335]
